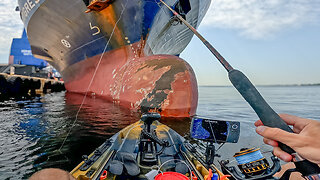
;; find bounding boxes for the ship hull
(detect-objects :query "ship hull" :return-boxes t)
[64,43,198,117]
[18,0,211,117]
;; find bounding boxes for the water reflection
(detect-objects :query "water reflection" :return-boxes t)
[30,92,144,176]
[0,91,144,179]
[64,92,141,136]
[1,86,320,179]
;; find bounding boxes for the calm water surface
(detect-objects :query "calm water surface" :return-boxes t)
[0,86,319,179]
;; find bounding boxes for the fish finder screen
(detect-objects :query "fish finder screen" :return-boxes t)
[190,117,240,143]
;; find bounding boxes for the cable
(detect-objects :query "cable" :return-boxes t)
[208,121,218,144]
[158,159,193,179]
[216,142,225,152]
[58,0,129,152]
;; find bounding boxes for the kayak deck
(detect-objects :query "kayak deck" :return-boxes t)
[71,120,226,180]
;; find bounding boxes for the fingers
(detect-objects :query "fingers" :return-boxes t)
[254,120,263,127]
[255,114,309,126]
[263,138,278,147]
[261,136,293,162]
[256,126,301,148]
[255,114,311,133]
[273,146,293,162]
[279,114,311,131]
[263,138,292,162]
[278,114,300,125]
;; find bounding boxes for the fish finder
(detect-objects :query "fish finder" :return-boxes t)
[190,117,240,143]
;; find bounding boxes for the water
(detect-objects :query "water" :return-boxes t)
[0,86,319,179]
[0,92,140,179]
[197,86,320,162]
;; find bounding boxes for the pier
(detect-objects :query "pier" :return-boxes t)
[0,73,65,100]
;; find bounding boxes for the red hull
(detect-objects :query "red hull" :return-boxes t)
[62,43,198,117]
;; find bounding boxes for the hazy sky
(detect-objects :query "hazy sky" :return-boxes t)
[1,0,319,85]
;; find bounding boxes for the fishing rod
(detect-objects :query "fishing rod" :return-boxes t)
[159,0,320,178]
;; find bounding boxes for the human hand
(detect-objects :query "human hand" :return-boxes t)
[254,114,320,164]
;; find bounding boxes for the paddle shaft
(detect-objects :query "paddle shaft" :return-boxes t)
[159,0,320,176]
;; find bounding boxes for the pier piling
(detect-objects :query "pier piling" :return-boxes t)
[0,73,65,100]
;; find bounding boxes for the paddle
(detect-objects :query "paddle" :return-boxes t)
[159,0,320,177]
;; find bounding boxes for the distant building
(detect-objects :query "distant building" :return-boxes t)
[9,29,47,68]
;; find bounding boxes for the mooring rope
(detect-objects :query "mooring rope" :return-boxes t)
[58,0,129,152]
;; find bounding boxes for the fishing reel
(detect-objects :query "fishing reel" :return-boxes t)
[190,117,281,179]
[220,148,281,180]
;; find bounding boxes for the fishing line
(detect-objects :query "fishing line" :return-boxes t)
[58,0,129,152]
[234,148,264,165]
[213,150,273,167]
[159,2,320,177]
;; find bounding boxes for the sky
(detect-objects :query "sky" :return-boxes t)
[0,0,319,85]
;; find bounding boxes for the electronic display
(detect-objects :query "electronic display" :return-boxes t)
[190,117,240,143]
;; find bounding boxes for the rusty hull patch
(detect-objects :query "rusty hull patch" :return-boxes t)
[138,57,188,113]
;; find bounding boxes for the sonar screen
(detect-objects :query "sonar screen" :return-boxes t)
[190,117,240,143]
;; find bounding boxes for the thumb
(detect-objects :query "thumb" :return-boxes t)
[256,126,300,148]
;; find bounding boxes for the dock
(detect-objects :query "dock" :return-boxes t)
[0,73,65,100]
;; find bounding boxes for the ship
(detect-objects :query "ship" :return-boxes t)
[9,29,48,68]
[17,0,211,117]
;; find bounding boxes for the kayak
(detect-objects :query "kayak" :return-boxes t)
[70,113,227,180]
[70,113,281,180]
